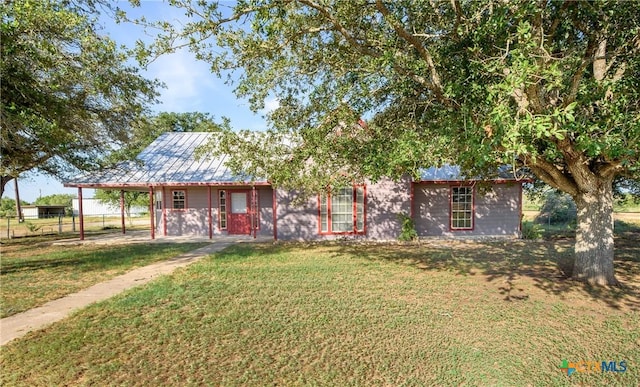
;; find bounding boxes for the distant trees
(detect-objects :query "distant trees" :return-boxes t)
[0,197,28,218]
[94,112,226,222]
[34,194,76,216]
[107,112,230,163]
[536,192,577,225]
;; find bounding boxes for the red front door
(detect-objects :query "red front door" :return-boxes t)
[227,191,251,235]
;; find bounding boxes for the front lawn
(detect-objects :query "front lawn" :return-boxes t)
[1,239,638,385]
[0,241,209,317]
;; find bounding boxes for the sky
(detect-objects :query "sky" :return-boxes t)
[6,1,275,203]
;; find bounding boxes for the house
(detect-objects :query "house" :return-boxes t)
[65,132,525,240]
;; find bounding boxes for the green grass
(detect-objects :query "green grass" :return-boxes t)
[0,215,151,239]
[1,240,638,386]
[0,242,209,318]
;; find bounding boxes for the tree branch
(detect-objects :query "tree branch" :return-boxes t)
[297,0,380,58]
[374,0,450,106]
[563,36,598,108]
[525,155,578,196]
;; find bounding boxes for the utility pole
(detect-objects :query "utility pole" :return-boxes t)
[14,177,24,222]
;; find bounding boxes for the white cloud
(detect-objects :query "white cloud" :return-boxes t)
[260,97,280,115]
[147,48,218,112]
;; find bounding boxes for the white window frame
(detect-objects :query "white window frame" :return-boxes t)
[172,190,186,210]
[450,186,473,230]
[319,186,366,235]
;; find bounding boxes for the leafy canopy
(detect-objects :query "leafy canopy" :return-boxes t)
[130,0,639,195]
[106,112,231,163]
[0,0,159,195]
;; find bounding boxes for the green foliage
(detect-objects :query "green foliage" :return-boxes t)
[0,0,159,195]
[0,197,28,217]
[536,191,577,225]
[106,112,230,163]
[614,178,640,208]
[128,1,639,192]
[33,194,75,215]
[24,221,41,233]
[33,194,75,207]
[397,213,418,242]
[521,221,543,240]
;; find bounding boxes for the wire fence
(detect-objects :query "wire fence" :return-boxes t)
[1,214,151,240]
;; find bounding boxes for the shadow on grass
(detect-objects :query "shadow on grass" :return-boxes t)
[328,231,640,311]
[0,243,199,275]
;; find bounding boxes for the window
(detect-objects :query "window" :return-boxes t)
[172,190,186,210]
[219,190,227,230]
[155,191,162,210]
[451,186,473,230]
[319,186,366,234]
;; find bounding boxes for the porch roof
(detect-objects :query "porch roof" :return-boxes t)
[65,132,267,189]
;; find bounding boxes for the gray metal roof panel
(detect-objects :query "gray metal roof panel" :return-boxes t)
[419,165,517,181]
[67,132,267,186]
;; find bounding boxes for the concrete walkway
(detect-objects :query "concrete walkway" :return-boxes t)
[1,236,267,346]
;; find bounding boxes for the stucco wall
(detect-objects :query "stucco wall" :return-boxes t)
[368,176,412,240]
[413,182,522,237]
[156,186,274,237]
[275,177,411,241]
[152,180,521,239]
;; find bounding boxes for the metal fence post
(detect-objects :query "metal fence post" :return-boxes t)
[72,214,76,232]
[58,214,62,233]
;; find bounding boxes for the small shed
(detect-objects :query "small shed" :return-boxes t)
[22,205,67,219]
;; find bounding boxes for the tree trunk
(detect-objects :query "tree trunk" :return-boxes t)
[572,179,619,286]
[0,176,14,198]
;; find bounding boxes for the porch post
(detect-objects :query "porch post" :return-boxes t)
[120,190,126,234]
[518,183,523,233]
[162,186,167,236]
[149,186,155,240]
[272,187,277,241]
[208,185,213,239]
[252,185,257,239]
[410,181,415,220]
[78,187,85,240]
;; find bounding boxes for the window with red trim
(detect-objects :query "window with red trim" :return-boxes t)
[451,186,473,230]
[319,186,365,234]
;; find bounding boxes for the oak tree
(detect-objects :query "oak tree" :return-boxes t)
[135,0,640,285]
[0,0,159,196]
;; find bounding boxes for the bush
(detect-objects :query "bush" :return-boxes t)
[521,220,543,240]
[536,191,577,225]
[25,222,42,233]
[397,213,418,241]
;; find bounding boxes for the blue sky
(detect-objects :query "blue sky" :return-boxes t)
[7,1,275,203]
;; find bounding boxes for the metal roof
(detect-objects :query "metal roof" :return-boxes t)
[419,165,518,181]
[66,132,520,188]
[66,132,265,188]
